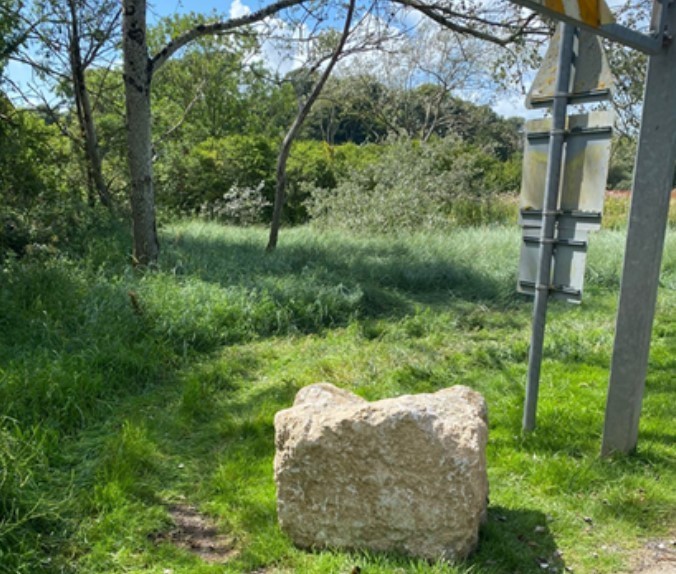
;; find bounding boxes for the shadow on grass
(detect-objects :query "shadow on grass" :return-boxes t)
[139,383,568,573]
[161,227,517,314]
[472,506,565,573]
[284,506,565,574]
[636,428,676,448]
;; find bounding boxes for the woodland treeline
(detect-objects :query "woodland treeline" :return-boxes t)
[0,0,643,263]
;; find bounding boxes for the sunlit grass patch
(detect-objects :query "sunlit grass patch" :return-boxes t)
[0,222,674,573]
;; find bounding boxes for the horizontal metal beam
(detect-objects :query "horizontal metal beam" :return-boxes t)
[510,0,663,54]
[528,88,612,108]
[526,125,613,140]
[600,23,662,54]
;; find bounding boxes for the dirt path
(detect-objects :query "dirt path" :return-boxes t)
[630,536,676,574]
[151,504,238,564]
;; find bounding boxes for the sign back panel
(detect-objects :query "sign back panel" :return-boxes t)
[519,111,614,222]
[527,27,614,108]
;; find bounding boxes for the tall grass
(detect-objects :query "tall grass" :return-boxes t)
[603,192,676,230]
[0,221,674,573]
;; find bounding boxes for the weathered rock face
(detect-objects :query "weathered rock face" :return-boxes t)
[273,383,488,562]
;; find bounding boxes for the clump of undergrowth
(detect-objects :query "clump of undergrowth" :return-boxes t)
[306,137,520,233]
[0,420,67,574]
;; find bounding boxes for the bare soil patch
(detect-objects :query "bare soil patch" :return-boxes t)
[630,536,676,574]
[151,504,237,563]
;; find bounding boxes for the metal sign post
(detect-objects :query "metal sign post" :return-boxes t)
[519,24,614,431]
[511,0,674,453]
[523,23,576,431]
[601,0,676,456]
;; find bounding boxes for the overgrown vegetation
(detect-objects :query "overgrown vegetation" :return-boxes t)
[1,5,673,572]
[0,222,674,573]
[2,71,527,255]
[306,137,521,232]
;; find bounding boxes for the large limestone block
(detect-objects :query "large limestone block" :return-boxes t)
[273,383,488,561]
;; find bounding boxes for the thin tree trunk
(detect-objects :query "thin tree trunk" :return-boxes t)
[73,90,97,207]
[79,77,112,207]
[68,0,112,209]
[123,0,158,265]
[267,0,355,251]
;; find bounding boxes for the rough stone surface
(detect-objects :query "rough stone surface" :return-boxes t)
[273,383,488,561]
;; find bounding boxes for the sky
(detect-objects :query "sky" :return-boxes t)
[144,0,537,118]
[148,0,238,21]
[3,0,589,119]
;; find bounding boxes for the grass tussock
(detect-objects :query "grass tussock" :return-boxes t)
[0,221,674,573]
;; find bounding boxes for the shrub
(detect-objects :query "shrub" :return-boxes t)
[199,182,271,225]
[306,141,444,233]
[0,102,90,258]
[285,141,387,223]
[155,135,277,215]
[307,137,521,232]
[603,192,676,230]
[155,132,522,229]
[285,140,338,223]
[602,193,631,230]
[606,137,636,191]
[155,134,391,225]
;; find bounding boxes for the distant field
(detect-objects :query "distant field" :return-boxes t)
[1,222,674,573]
[603,190,676,230]
[444,191,676,231]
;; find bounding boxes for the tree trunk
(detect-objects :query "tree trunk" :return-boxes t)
[123,0,159,265]
[68,0,112,209]
[68,1,112,209]
[267,0,355,251]
[267,138,292,250]
[78,77,112,208]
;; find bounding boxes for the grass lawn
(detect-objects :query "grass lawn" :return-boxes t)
[0,221,674,573]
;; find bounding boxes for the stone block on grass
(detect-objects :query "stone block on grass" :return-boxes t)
[273,383,488,561]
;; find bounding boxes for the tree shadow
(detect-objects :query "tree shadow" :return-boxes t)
[471,506,566,573]
[133,372,569,572]
[161,228,519,316]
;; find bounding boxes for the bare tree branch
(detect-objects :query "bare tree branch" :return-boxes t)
[83,7,121,68]
[150,0,308,75]
[390,0,544,46]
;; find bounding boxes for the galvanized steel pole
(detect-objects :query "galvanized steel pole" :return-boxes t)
[523,23,576,432]
[601,1,676,456]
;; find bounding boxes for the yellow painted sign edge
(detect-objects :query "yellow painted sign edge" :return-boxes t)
[542,0,615,27]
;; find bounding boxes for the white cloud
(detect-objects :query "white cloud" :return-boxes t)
[257,19,309,76]
[491,93,542,119]
[230,0,252,19]
[229,0,308,76]
[230,0,308,77]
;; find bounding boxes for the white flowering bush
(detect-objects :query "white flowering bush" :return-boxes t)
[199,182,271,225]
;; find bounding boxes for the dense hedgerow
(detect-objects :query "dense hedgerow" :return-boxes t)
[153,135,522,229]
